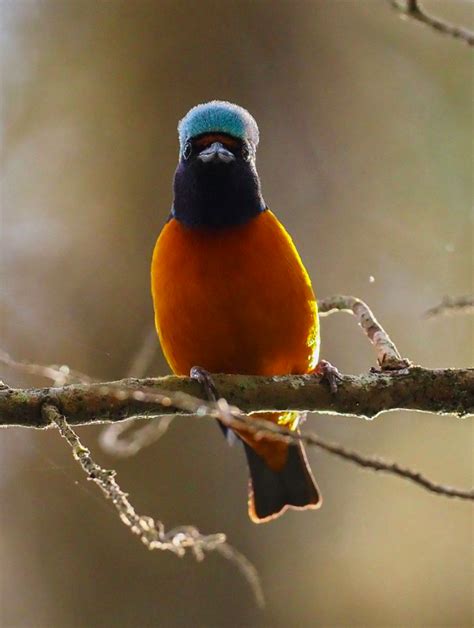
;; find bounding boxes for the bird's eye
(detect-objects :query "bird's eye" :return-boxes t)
[241,142,252,162]
[182,141,192,160]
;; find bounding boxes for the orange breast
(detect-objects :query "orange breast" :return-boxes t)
[151,210,319,377]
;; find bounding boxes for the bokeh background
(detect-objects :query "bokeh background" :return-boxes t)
[1,1,472,626]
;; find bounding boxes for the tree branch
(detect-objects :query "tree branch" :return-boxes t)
[424,295,474,319]
[2,365,474,498]
[42,403,224,556]
[318,295,410,369]
[2,294,472,510]
[42,402,264,607]
[389,0,474,46]
[1,366,472,429]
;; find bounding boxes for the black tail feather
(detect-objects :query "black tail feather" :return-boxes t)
[243,440,321,523]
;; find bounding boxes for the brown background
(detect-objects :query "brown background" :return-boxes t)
[1,1,472,626]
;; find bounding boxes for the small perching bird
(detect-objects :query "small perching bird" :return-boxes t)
[151,101,333,523]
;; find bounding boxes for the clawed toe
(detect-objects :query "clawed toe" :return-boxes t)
[311,360,342,394]
[190,366,218,402]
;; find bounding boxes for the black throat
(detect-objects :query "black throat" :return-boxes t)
[172,158,266,229]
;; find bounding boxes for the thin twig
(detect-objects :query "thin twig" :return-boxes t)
[41,390,474,502]
[311,434,474,500]
[389,0,474,46]
[100,325,163,456]
[99,415,175,457]
[318,295,411,370]
[97,391,473,500]
[43,402,264,607]
[424,295,474,319]
[214,544,265,608]
[42,403,224,556]
[0,349,94,385]
[214,399,474,501]
[85,385,474,500]
[126,326,159,378]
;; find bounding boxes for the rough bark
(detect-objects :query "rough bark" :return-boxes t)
[1,366,473,428]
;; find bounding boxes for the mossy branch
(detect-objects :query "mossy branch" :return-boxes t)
[1,366,473,429]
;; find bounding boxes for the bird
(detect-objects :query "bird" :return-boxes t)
[151,101,331,523]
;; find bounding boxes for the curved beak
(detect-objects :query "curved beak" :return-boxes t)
[197,142,236,164]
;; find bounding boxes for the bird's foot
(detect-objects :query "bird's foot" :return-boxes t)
[190,366,218,402]
[310,360,342,394]
[190,366,237,445]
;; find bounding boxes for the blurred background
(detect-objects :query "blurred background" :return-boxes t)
[1,1,472,626]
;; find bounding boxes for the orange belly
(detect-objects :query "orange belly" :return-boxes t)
[151,210,319,377]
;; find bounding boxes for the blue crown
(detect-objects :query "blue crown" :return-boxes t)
[178,101,259,153]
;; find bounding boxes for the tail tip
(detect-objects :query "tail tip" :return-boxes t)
[248,488,322,524]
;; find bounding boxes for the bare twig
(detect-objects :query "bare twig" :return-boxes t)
[97,395,472,500]
[311,434,474,500]
[389,0,474,46]
[318,295,411,370]
[42,403,223,556]
[0,349,94,385]
[424,295,474,319]
[250,418,473,499]
[214,544,264,608]
[100,325,163,456]
[126,326,159,378]
[213,399,474,501]
[99,415,175,457]
[43,403,222,559]
[39,386,474,502]
[43,402,264,606]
